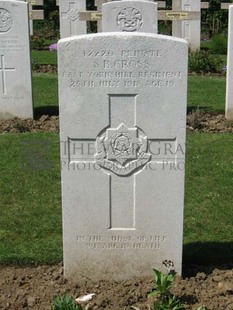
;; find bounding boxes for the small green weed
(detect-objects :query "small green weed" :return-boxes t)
[32,59,40,71]
[187,108,203,130]
[148,261,208,310]
[52,294,84,310]
[148,261,185,310]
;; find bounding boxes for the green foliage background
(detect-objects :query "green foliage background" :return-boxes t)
[40,0,233,36]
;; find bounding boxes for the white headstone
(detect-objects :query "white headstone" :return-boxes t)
[59,0,86,38]
[0,0,33,119]
[226,5,233,120]
[102,0,158,33]
[58,29,188,280]
[172,0,200,51]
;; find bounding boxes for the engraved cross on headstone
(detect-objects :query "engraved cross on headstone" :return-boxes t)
[0,55,15,95]
[60,0,86,37]
[68,95,176,230]
[61,2,79,36]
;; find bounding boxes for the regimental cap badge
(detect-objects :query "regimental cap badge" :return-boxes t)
[0,9,13,33]
[95,123,151,176]
[117,7,143,32]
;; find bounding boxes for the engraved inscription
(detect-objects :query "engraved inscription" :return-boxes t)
[0,9,13,33]
[76,235,168,250]
[83,49,161,58]
[95,123,151,176]
[83,50,114,58]
[63,49,183,89]
[0,35,24,51]
[117,7,143,32]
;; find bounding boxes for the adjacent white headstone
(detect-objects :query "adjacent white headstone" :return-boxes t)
[226,5,233,120]
[59,0,86,38]
[172,0,200,51]
[58,29,188,280]
[102,0,158,33]
[0,0,33,119]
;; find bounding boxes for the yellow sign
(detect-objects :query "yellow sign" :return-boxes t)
[90,12,102,21]
[166,12,188,20]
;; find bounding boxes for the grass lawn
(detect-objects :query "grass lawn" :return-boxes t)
[0,133,62,264]
[184,133,233,264]
[0,132,232,265]
[32,50,58,66]
[33,74,59,116]
[188,75,226,113]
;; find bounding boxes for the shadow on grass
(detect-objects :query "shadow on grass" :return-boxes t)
[33,105,223,119]
[34,106,59,118]
[183,241,233,276]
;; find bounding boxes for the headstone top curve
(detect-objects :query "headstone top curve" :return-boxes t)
[58,32,189,46]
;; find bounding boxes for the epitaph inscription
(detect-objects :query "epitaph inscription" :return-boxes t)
[76,234,168,250]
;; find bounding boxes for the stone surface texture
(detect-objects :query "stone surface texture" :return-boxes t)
[172,0,200,51]
[226,5,233,120]
[59,0,86,38]
[0,0,33,119]
[58,32,188,281]
[102,0,157,33]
